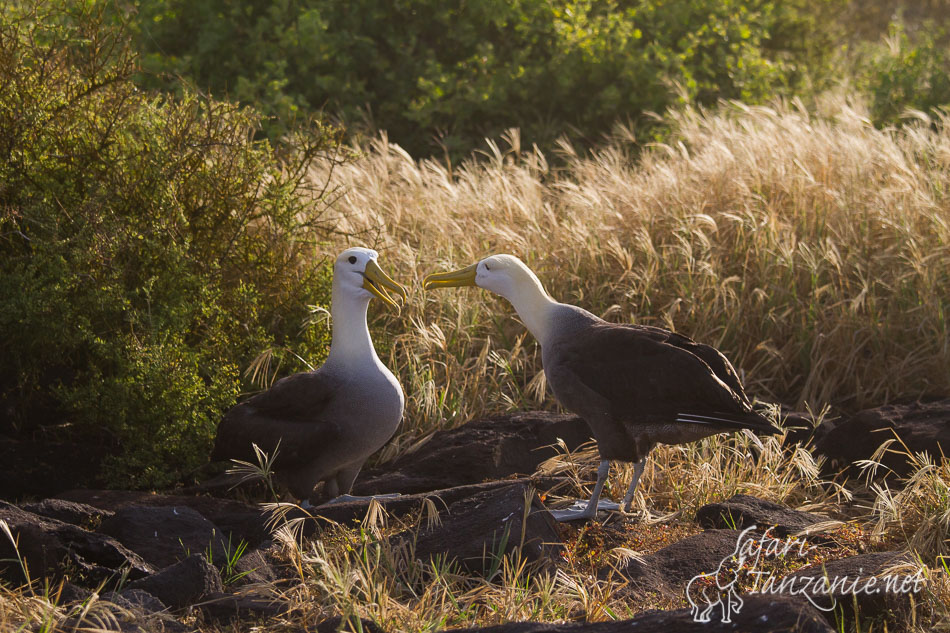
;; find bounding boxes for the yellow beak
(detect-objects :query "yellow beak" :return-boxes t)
[363,259,408,310]
[423,263,479,290]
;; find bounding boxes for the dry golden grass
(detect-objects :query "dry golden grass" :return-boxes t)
[313,95,950,447]
[0,580,180,633]
[863,441,950,561]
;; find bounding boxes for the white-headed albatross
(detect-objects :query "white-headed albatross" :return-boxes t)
[424,254,778,521]
[212,247,407,506]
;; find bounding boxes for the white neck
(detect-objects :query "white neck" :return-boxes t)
[500,270,558,347]
[325,285,378,368]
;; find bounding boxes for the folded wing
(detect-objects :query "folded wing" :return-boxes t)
[211,370,343,469]
[548,322,776,433]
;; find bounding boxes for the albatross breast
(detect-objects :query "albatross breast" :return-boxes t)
[211,247,407,503]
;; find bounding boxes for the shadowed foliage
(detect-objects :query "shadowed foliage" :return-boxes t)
[0,1,343,488]
[129,0,846,157]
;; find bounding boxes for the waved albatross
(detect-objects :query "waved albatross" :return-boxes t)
[424,254,779,521]
[212,247,407,506]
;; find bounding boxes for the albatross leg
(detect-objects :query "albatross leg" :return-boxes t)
[621,457,646,512]
[550,460,613,521]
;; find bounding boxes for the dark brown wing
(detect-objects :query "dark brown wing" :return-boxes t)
[211,370,343,469]
[624,324,749,404]
[547,322,772,431]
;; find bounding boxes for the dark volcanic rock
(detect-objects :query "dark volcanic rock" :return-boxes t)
[304,480,535,528]
[59,489,270,547]
[57,582,94,605]
[406,483,562,573]
[129,553,224,610]
[103,588,168,613]
[0,500,153,586]
[777,409,822,447]
[21,498,114,528]
[778,551,921,621]
[99,505,230,569]
[227,542,281,585]
[696,495,831,537]
[446,594,833,632]
[197,591,289,622]
[352,412,593,495]
[63,589,189,633]
[620,529,753,597]
[814,399,950,479]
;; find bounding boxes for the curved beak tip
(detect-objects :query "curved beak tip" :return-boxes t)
[363,258,408,311]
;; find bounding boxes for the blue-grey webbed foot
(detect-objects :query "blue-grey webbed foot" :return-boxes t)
[548,459,614,522]
[550,498,621,521]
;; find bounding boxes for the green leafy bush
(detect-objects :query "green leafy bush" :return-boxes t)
[855,20,950,127]
[131,0,845,157]
[0,1,338,488]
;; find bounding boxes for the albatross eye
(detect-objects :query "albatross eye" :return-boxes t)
[348,256,357,264]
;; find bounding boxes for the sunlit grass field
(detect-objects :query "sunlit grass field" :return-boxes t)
[320,95,949,436]
[309,94,949,630]
[5,96,950,631]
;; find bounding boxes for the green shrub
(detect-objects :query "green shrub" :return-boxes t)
[855,20,950,127]
[0,0,338,488]
[130,0,845,157]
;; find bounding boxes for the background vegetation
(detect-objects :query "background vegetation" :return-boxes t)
[130,0,846,157]
[0,1,341,487]
[0,0,949,492]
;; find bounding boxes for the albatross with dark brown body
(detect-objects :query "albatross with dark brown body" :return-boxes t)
[212,247,407,506]
[424,254,778,521]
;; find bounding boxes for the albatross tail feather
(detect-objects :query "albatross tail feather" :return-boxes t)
[675,411,781,435]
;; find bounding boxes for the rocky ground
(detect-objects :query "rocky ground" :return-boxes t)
[1,403,949,632]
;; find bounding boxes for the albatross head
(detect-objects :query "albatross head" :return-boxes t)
[424,254,544,299]
[335,247,408,310]
[423,254,555,343]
